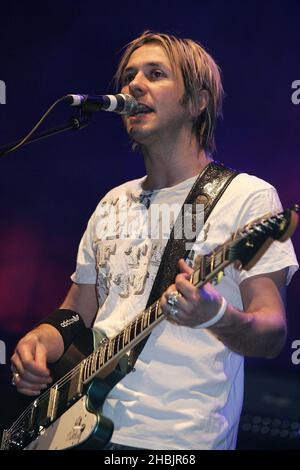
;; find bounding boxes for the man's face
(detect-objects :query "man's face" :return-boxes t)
[120,44,191,146]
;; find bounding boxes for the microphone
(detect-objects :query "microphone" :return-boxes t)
[64,93,138,115]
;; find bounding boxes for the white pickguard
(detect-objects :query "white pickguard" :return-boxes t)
[25,396,98,450]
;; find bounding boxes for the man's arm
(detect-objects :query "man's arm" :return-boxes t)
[161,260,288,358]
[210,269,287,358]
[59,282,99,327]
[11,283,98,396]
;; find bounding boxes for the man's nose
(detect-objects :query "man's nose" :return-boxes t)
[129,72,147,98]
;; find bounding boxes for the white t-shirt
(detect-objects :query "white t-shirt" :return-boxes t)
[71,172,298,450]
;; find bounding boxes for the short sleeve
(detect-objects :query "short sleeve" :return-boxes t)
[71,211,97,284]
[231,186,298,285]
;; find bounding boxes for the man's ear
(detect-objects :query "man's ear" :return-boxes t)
[188,89,210,118]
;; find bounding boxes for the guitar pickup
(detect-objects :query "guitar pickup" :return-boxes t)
[46,385,60,423]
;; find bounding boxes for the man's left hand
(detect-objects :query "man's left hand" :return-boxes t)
[160,259,224,328]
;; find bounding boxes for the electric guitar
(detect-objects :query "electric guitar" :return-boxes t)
[1,205,298,450]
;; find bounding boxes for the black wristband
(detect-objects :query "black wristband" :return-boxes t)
[36,309,86,352]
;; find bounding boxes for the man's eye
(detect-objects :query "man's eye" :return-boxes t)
[122,73,135,85]
[151,70,164,79]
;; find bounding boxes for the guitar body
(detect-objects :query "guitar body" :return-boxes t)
[17,329,126,450]
[25,391,109,450]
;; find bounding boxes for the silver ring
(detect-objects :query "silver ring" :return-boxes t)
[169,306,179,318]
[167,290,181,307]
[11,371,19,386]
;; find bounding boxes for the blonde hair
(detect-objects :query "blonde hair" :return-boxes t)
[115,31,224,153]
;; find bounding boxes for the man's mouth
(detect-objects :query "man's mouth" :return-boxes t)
[130,103,154,116]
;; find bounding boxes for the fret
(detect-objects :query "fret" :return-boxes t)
[155,300,160,319]
[147,306,152,327]
[100,346,106,367]
[214,249,223,269]
[223,243,227,263]
[110,338,115,358]
[123,328,128,347]
[210,252,215,272]
[124,325,130,345]
[116,332,121,354]
[91,350,98,373]
[137,315,143,335]
[201,255,206,281]
[97,348,103,368]
[91,353,96,373]
[107,340,112,359]
[94,349,100,371]
[81,358,87,382]
[84,356,90,379]
[80,359,86,382]
[205,256,211,277]
[129,322,135,343]
[126,324,131,343]
[99,347,105,368]
[87,355,93,377]
[134,317,139,339]
[190,270,194,286]
[142,311,148,329]
[111,337,117,356]
[191,268,200,287]
[104,342,109,363]
[145,308,149,328]
[122,329,126,349]
[128,323,133,342]
[100,345,106,366]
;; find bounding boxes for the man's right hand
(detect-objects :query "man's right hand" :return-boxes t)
[10,324,64,396]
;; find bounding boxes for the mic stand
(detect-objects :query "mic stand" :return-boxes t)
[0,113,91,158]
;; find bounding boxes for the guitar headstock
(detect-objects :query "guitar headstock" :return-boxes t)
[228,205,299,271]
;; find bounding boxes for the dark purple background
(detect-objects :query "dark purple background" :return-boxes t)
[0,0,299,432]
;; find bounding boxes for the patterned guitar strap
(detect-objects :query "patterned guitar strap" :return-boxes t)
[127,160,238,372]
